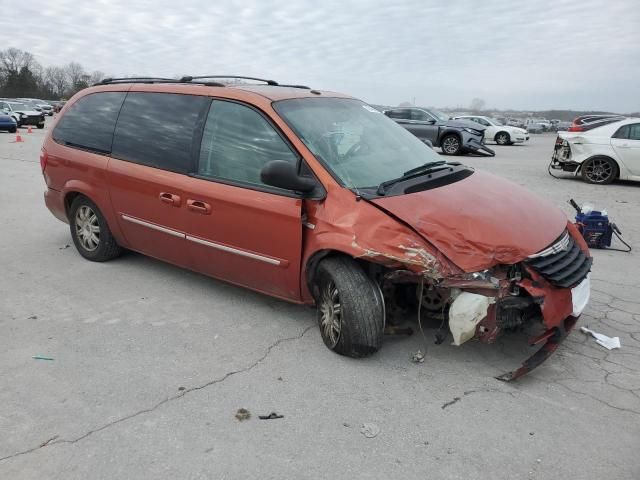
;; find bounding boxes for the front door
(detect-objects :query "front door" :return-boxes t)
[184,100,304,301]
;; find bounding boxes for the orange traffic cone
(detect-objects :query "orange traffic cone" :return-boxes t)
[27,126,33,134]
[13,132,24,143]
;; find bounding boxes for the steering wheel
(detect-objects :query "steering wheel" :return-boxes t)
[343,141,370,161]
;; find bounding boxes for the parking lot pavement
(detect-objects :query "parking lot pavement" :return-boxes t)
[1,127,639,479]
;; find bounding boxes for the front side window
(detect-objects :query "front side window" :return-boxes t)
[198,100,298,186]
[52,92,126,153]
[111,92,208,173]
[273,98,444,190]
[411,109,432,121]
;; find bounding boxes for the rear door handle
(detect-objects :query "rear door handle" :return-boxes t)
[187,199,212,214]
[159,192,181,206]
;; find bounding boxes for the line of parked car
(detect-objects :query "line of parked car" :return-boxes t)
[0,97,66,133]
[382,107,530,156]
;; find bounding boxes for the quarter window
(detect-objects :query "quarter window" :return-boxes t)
[198,100,298,187]
[52,92,126,153]
[111,92,208,173]
[628,124,640,140]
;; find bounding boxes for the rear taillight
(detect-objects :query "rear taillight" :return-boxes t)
[40,149,48,171]
[568,125,584,132]
[555,136,564,145]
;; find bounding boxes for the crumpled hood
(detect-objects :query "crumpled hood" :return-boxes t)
[371,170,568,272]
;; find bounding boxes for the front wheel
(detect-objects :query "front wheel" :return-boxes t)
[37,123,45,129]
[581,157,617,185]
[495,132,510,145]
[69,196,123,261]
[440,134,461,155]
[315,257,384,358]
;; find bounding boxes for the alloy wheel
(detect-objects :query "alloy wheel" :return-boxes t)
[442,136,460,154]
[318,281,341,348]
[75,205,100,251]
[585,158,613,183]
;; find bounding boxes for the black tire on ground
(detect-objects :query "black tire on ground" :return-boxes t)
[581,156,618,185]
[37,123,45,129]
[495,131,510,145]
[440,134,462,155]
[314,256,384,358]
[69,196,123,262]
[9,126,16,133]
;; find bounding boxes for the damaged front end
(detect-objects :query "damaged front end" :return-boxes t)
[378,225,592,381]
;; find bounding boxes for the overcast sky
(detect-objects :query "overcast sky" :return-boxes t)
[7,0,640,111]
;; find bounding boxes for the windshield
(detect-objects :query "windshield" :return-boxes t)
[490,117,504,126]
[428,109,450,121]
[10,103,28,110]
[273,98,443,190]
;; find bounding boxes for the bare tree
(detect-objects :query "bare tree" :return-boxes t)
[45,66,68,98]
[469,98,486,112]
[0,47,35,73]
[64,62,86,91]
[88,70,106,85]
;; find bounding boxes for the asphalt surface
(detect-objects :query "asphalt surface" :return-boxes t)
[1,124,639,479]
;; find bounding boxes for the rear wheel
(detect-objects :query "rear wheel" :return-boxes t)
[581,156,617,185]
[495,131,510,145]
[8,126,16,133]
[69,196,123,261]
[37,123,45,129]
[441,134,461,155]
[315,257,384,358]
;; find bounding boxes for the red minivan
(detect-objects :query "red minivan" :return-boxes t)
[42,76,592,380]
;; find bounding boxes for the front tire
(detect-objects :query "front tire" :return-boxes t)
[37,123,45,129]
[69,196,123,261]
[581,156,617,185]
[315,257,384,358]
[440,134,462,155]
[495,131,510,145]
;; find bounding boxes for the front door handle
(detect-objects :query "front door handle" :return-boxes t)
[159,192,181,206]
[187,199,212,214]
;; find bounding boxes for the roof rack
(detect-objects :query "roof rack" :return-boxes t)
[96,76,312,90]
[180,75,279,86]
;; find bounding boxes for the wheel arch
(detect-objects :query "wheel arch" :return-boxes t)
[579,154,620,179]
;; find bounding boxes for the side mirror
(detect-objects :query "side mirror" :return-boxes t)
[427,119,436,125]
[261,160,318,194]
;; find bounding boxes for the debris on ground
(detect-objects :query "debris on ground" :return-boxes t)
[39,435,59,447]
[28,315,38,320]
[32,355,54,361]
[412,350,425,363]
[235,408,251,421]
[258,412,284,420]
[580,327,621,350]
[59,244,70,250]
[178,386,186,391]
[360,423,380,438]
[441,397,461,410]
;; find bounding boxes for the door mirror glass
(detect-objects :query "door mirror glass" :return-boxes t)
[261,160,318,193]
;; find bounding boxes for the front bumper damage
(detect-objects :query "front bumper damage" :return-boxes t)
[465,137,495,156]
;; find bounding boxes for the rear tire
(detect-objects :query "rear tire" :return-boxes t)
[315,256,384,358]
[9,126,16,133]
[440,134,462,155]
[69,196,123,262]
[581,156,617,185]
[495,131,510,145]
[37,123,45,129]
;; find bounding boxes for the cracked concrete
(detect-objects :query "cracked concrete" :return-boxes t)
[1,129,639,479]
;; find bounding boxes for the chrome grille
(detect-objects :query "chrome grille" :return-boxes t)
[526,231,592,288]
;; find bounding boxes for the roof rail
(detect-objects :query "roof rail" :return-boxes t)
[96,77,180,85]
[180,75,279,86]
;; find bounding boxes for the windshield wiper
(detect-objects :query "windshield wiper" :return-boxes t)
[376,161,451,196]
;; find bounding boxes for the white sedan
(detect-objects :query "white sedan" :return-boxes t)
[454,115,529,145]
[550,117,640,184]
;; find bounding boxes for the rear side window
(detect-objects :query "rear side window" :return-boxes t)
[52,92,126,153]
[628,124,640,140]
[198,100,297,187]
[111,92,208,173]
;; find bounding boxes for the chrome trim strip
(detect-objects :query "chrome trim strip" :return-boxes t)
[528,231,571,259]
[185,235,281,266]
[121,214,185,238]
